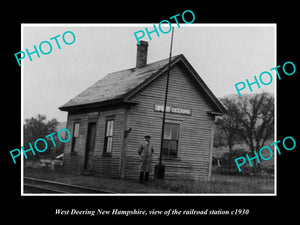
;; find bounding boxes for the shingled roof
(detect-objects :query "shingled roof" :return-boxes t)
[59,54,225,114]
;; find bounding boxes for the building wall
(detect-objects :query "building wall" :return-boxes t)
[63,107,126,177]
[63,62,217,181]
[124,62,216,180]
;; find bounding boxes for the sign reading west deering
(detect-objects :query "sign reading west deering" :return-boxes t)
[154,104,191,115]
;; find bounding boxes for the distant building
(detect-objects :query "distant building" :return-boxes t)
[59,41,225,180]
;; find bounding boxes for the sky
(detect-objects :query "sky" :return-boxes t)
[22,24,276,122]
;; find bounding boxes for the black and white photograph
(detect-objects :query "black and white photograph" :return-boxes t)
[21,24,276,195]
[4,5,298,223]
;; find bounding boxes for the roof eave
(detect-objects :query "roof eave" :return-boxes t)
[59,98,138,112]
[178,55,226,114]
[124,54,226,114]
[207,111,224,116]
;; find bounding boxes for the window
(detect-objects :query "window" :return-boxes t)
[71,122,80,153]
[162,123,180,158]
[103,119,114,155]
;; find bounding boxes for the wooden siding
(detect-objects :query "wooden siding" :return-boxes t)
[124,62,215,180]
[63,111,88,173]
[63,107,126,177]
[63,62,217,181]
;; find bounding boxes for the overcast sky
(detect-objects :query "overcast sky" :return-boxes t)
[22,24,276,122]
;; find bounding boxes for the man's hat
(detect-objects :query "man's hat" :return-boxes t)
[144,135,151,139]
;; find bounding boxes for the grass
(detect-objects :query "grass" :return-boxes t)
[153,174,274,193]
[24,167,274,194]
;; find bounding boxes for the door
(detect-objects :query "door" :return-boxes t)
[84,122,96,170]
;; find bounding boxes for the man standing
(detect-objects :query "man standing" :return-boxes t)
[138,135,154,183]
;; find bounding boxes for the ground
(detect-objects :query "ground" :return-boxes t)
[24,167,274,194]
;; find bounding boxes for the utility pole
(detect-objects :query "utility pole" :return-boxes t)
[155,27,174,179]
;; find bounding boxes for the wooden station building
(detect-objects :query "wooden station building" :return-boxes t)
[59,41,225,180]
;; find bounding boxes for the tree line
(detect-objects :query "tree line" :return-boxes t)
[23,114,64,161]
[214,92,274,171]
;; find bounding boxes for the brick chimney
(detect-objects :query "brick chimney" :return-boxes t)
[136,41,148,68]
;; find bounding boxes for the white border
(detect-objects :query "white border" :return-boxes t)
[274,24,277,196]
[21,25,24,195]
[21,23,277,196]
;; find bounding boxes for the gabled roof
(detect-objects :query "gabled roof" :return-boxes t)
[59,54,225,114]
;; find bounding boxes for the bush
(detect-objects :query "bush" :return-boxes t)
[219,149,247,168]
[216,149,274,177]
[218,149,248,175]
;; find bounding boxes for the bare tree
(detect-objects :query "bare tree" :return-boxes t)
[234,92,274,170]
[215,97,240,153]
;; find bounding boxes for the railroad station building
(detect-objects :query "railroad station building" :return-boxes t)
[59,41,225,180]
